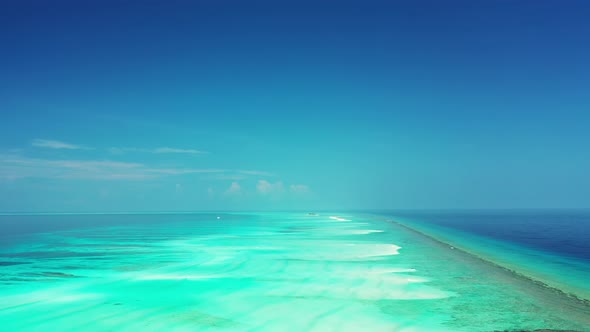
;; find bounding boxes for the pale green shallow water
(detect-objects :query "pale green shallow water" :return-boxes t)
[0,213,588,331]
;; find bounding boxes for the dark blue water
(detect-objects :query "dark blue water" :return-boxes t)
[387,209,590,261]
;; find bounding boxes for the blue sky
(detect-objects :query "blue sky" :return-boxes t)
[1,0,589,211]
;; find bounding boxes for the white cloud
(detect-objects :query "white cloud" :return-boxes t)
[205,174,247,181]
[225,182,241,195]
[0,154,271,182]
[147,168,225,175]
[153,147,205,154]
[257,180,284,195]
[0,155,148,180]
[107,147,126,155]
[32,139,88,150]
[290,184,310,194]
[108,147,206,155]
[237,170,274,177]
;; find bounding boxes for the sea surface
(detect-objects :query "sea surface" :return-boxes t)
[0,212,588,331]
[387,210,590,301]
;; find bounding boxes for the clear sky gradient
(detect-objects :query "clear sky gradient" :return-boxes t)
[1,0,589,211]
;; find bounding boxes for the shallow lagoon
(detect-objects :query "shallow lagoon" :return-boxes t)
[0,213,588,331]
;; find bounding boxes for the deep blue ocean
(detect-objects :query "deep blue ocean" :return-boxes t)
[386,209,590,261]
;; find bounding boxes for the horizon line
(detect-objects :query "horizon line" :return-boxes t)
[1,207,589,216]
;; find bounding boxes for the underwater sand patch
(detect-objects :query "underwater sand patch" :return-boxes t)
[169,310,241,328]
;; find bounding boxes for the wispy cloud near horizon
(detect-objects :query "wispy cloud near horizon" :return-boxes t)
[225,182,242,196]
[32,139,89,150]
[257,180,284,195]
[0,154,271,182]
[290,184,310,194]
[108,147,206,155]
[30,139,205,156]
[153,147,205,154]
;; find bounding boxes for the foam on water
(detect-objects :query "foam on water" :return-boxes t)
[329,216,351,221]
[0,213,588,331]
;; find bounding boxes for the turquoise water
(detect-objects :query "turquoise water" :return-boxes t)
[0,213,589,331]
[388,210,590,302]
